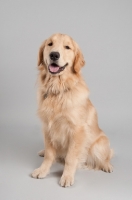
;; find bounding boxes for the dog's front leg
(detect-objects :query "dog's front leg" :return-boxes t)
[60,128,85,187]
[32,136,56,179]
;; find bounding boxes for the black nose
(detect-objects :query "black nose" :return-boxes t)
[50,52,60,61]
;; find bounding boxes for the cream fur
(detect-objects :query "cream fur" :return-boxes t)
[31,33,113,187]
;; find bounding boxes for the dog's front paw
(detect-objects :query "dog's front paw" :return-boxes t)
[60,175,74,187]
[31,167,49,179]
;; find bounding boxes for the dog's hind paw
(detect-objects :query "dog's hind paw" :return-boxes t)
[38,149,45,157]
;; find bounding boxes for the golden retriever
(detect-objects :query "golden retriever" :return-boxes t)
[31,33,113,187]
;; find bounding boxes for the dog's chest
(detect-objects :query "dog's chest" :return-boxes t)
[39,92,76,147]
[48,116,72,149]
[40,91,74,117]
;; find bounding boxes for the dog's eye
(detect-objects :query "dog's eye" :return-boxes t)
[65,46,70,49]
[48,42,53,46]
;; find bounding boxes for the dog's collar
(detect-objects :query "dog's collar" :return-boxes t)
[43,87,71,100]
[43,93,48,99]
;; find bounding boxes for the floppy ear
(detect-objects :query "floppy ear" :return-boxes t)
[37,40,47,67]
[73,45,85,73]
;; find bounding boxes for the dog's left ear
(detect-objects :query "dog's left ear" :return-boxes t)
[37,40,47,67]
[73,44,85,73]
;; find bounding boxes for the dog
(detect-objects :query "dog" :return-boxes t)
[31,33,113,187]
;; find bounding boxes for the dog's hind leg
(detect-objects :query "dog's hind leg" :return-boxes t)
[89,135,113,173]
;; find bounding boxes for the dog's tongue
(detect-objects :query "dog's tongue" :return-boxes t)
[49,65,59,72]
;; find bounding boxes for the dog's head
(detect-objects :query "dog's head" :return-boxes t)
[37,33,85,75]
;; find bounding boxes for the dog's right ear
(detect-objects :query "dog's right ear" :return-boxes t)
[37,40,47,67]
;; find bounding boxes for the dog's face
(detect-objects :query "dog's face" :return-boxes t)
[38,33,85,75]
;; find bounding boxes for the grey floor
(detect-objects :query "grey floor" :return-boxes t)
[0,120,132,200]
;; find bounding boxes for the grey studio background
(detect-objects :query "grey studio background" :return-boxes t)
[0,0,132,200]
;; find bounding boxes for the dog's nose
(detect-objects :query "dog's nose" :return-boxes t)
[50,52,60,61]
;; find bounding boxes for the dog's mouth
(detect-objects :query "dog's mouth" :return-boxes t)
[48,63,68,74]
